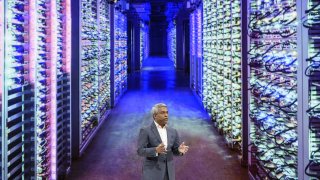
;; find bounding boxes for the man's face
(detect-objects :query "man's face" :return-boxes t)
[154,107,168,127]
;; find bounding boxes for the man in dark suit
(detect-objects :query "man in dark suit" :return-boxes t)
[137,103,189,180]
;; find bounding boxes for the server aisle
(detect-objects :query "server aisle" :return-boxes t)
[202,0,242,151]
[77,0,112,155]
[0,0,71,179]
[189,5,203,100]
[66,56,248,179]
[167,21,177,67]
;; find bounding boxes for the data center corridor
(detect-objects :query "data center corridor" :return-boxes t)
[66,56,248,180]
[1,0,318,179]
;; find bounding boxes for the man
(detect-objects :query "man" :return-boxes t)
[137,103,189,180]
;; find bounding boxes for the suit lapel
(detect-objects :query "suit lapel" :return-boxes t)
[151,122,162,143]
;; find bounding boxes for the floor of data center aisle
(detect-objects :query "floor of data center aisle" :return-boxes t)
[67,56,248,180]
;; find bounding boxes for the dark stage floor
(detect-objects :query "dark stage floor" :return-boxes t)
[66,56,248,180]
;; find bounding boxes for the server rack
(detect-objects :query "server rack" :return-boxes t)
[111,8,127,107]
[98,0,112,123]
[0,1,4,177]
[1,0,71,179]
[140,23,144,68]
[143,24,149,61]
[202,0,242,151]
[55,0,72,177]
[78,0,112,154]
[2,1,35,178]
[140,22,149,68]
[190,10,195,87]
[247,0,300,179]
[167,21,177,67]
[190,5,203,100]
[301,0,320,179]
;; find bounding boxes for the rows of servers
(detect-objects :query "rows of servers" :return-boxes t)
[167,21,177,67]
[187,0,320,179]
[0,0,132,178]
[0,0,71,179]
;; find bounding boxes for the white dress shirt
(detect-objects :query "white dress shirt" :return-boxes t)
[154,121,168,150]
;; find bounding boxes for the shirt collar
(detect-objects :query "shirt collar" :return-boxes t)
[154,121,167,129]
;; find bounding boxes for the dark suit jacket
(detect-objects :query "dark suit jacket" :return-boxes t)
[137,122,181,180]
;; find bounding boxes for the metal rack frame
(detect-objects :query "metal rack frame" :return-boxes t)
[76,0,113,156]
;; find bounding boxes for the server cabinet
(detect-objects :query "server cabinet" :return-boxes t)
[167,21,177,67]
[1,0,71,179]
[0,1,4,177]
[140,22,149,68]
[111,8,127,107]
[302,1,320,179]
[190,6,203,100]
[247,0,300,179]
[143,24,149,62]
[202,0,243,151]
[140,22,143,68]
[77,0,112,155]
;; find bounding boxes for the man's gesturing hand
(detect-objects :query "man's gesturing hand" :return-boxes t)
[178,142,189,154]
[156,143,167,154]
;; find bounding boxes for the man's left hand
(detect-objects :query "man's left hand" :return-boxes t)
[178,142,189,154]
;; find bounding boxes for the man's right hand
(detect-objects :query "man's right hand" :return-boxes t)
[156,143,167,154]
